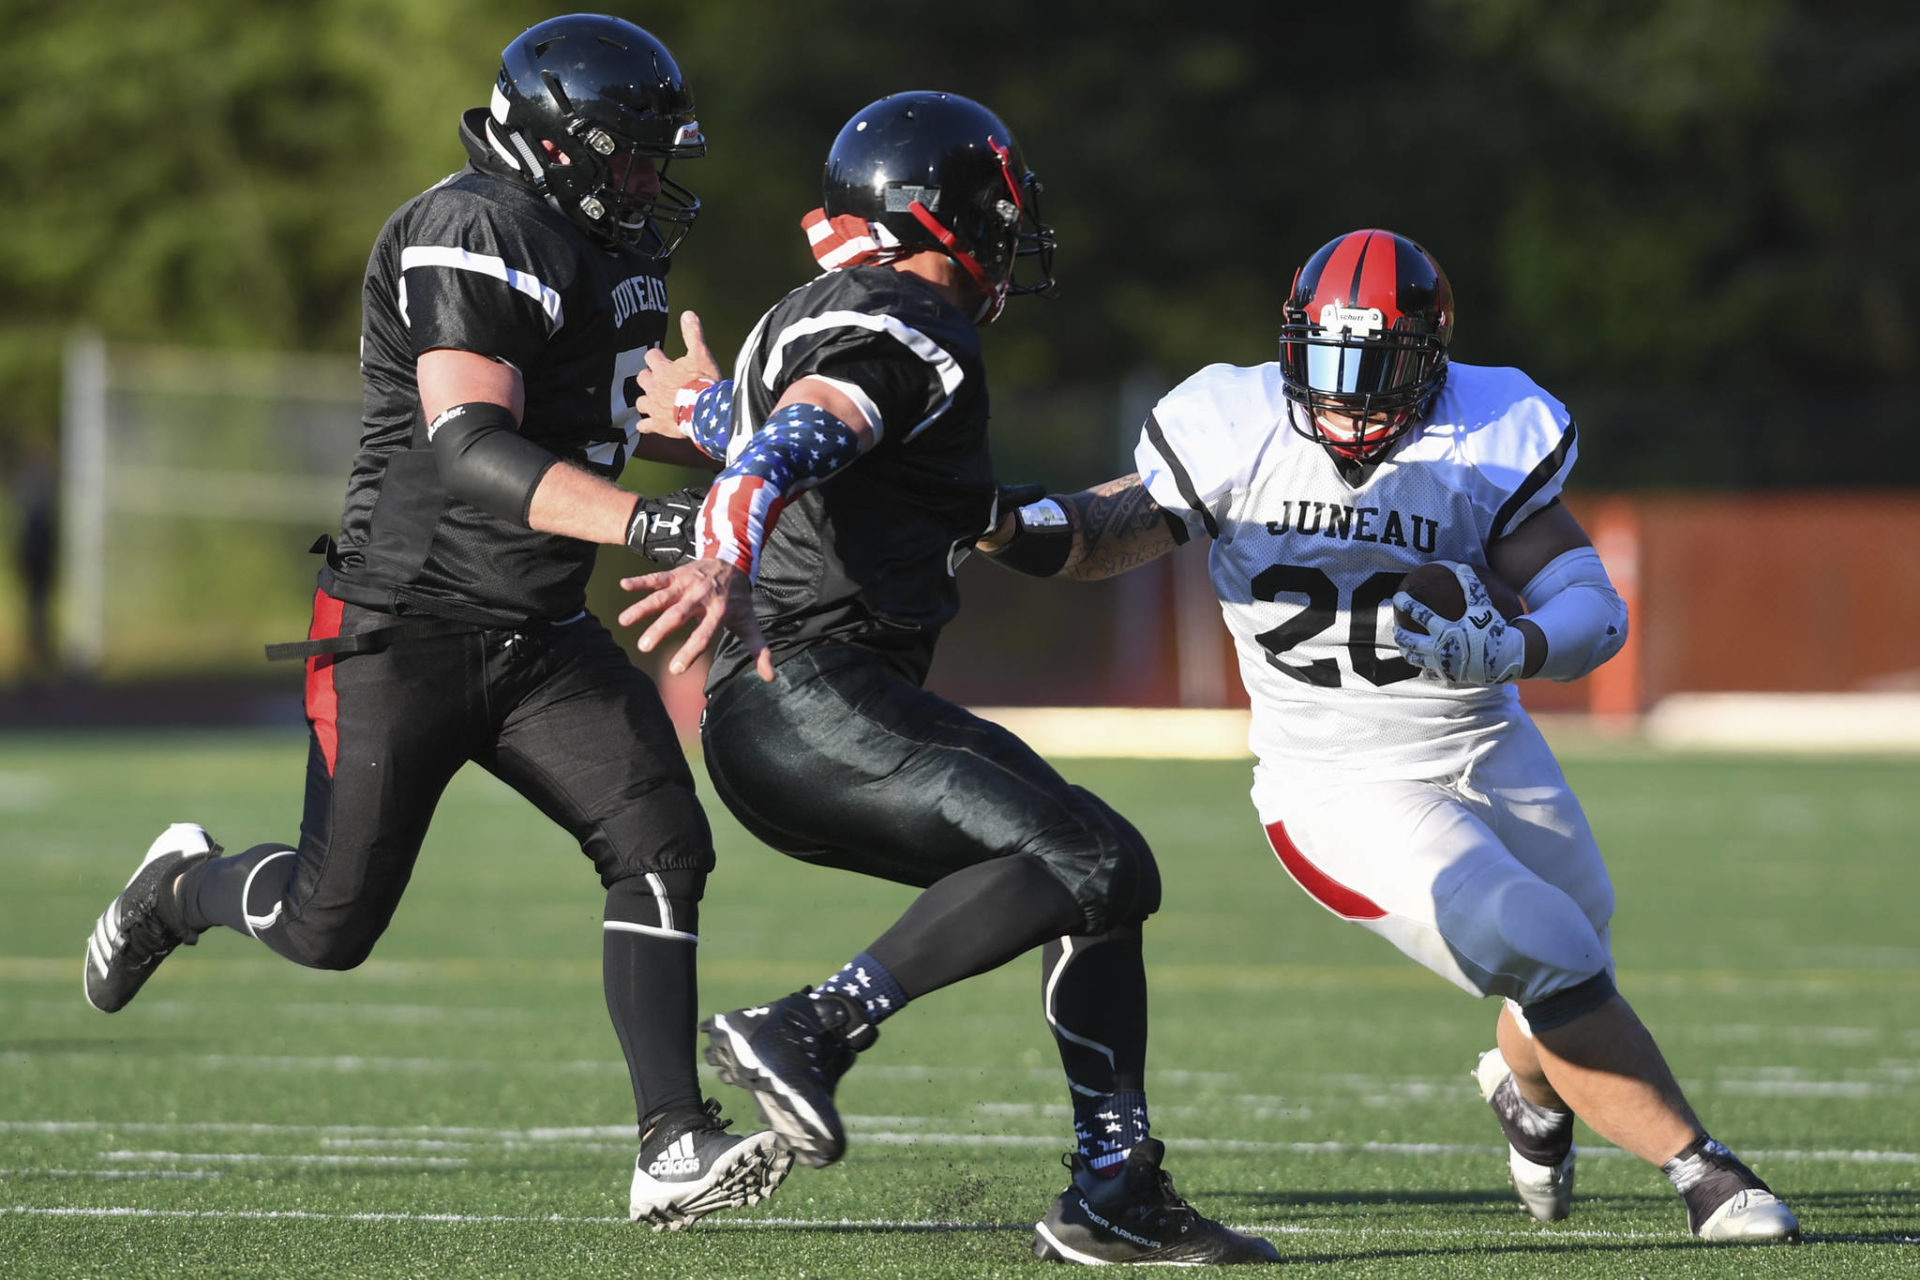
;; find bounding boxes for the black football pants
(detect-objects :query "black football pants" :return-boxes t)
[702,642,1162,1095]
[178,591,713,1131]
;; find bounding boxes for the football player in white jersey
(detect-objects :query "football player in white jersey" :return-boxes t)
[978,229,1799,1244]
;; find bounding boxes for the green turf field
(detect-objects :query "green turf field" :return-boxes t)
[1,731,1915,1277]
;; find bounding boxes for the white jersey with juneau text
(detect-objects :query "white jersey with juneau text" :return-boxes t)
[1135,360,1577,784]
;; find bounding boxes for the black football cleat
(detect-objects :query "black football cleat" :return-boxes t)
[701,989,875,1168]
[1032,1138,1281,1265]
[83,823,221,1013]
[628,1098,794,1231]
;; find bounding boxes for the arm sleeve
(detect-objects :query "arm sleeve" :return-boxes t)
[1519,545,1628,681]
[675,377,733,461]
[697,402,871,576]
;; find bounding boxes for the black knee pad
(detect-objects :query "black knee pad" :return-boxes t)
[605,866,706,941]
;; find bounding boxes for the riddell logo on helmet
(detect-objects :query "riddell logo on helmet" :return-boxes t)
[1318,303,1384,337]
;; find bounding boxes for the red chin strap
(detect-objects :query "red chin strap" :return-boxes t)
[902,134,1024,324]
[906,200,996,297]
[906,200,1009,324]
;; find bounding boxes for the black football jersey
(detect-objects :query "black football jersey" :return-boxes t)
[707,266,996,688]
[322,109,672,625]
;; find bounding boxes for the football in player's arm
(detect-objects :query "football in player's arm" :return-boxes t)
[976,228,1799,1246]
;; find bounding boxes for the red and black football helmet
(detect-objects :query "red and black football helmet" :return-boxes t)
[489,15,706,256]
[822,92,1056,323]
[1279,229,1454,463]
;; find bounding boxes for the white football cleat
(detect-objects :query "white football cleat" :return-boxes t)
[1694,1188,1801,1243]
[1474,1047,1574,1223]
[628,1099,793,1232]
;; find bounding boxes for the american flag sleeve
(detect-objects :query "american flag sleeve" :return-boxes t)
[674,377,733,462]
[697,402,871,576]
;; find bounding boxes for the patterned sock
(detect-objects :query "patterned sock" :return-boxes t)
[1488,1073,1575,1166]
[1662,1133,1770,1232]
[1075,1089,1150,1176]
[816,951,908,1026]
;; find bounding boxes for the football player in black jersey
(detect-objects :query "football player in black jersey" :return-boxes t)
[618,92,1279,1266]
[78,15,790,1231]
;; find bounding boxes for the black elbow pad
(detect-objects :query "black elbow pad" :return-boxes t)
[428,401,559,525]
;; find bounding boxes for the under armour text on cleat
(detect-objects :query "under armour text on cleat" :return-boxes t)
[701,989,874,1168]
[1694,1188,1801,1243]
[1032,1139,1280,1265]
[83,823,221,1013]
[1474,1047,1575,1222]
[628,1098,793,1232]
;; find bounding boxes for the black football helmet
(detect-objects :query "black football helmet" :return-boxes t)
[822,92,1055,323]
[489,14,705,256]
[1278,229,1454,463]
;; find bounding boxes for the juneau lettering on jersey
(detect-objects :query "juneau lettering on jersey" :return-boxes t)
[1264,501,1439,553]
[612,274,670,328]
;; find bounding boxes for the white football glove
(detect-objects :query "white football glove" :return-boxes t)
[1392,562,1527,686]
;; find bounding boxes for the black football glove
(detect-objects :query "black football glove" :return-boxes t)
[625,484,708,566]
[973,482,1047,547]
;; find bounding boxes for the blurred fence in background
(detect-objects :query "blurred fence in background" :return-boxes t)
[58,335,361,674]
[33,337,1920,732]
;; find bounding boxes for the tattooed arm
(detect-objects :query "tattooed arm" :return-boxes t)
[978,473,1183,580]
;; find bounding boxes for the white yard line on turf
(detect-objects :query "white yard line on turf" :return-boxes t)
[99,1151,467,1167]
[0,1169,222,1179]
[0,1205,1679,1239]
[11,1205,1913,1244]
[2,1120,1913,1166]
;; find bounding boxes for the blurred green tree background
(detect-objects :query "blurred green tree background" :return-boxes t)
[3,0,1914,488]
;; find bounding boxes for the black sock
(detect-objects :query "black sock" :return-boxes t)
[175,843,297,934]
[605,926,703,1141]
[866,856,1082,998]
[1662,1134,1770,1231]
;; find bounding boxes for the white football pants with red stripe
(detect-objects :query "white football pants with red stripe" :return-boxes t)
[1252,715,1614,1008]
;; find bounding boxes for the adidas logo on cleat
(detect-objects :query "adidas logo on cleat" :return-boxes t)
[646,1133,700,1179]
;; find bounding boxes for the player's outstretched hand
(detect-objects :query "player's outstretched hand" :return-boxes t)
[618,558,776,683]
[634,311,722,439]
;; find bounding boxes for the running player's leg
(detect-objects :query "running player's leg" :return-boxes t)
[1468,722,1794,1238]
[481,615,786,1228]
[700,646,1274,1262]
[174,599,477,969]
[701,645,1151,1005]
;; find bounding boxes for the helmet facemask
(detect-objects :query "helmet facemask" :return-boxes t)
[1277,229,1454,465]
[902,136,1056,324]
[488,17,706,258]
[1279,310,1447,462]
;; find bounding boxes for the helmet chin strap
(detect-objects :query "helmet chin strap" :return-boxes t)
[906,201,1007,323]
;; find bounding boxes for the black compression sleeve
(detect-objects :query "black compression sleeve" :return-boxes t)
[427,400,560,526]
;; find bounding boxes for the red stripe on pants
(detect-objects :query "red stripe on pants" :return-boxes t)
[1264,819,1386,921]
[305,589,345,776]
